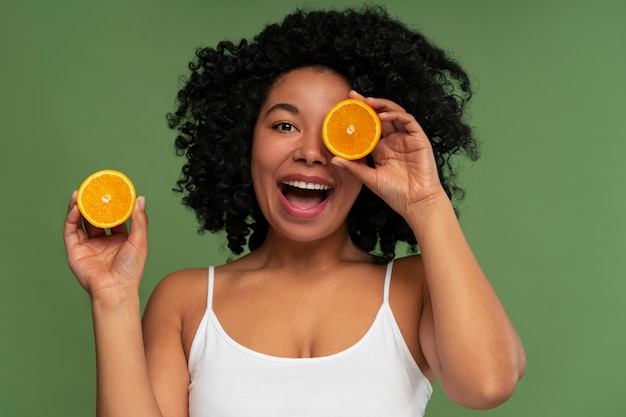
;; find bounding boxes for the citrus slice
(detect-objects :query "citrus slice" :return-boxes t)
[76,169,136,228]
[322,98,382,160]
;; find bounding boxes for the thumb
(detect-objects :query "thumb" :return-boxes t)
[128,196,149,251]
[105,196,149,282]
[331,157,377,188]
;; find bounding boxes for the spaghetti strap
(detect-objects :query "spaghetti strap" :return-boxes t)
[383,260,393,304]
[207,266,215,310]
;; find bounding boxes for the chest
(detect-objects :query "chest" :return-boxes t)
[181,264,424,363]
[187,300,432,417]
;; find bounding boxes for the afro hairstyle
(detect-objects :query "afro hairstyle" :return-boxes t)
[167,6,480,260]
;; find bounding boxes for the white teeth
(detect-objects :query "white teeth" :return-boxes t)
[282,180,330,191]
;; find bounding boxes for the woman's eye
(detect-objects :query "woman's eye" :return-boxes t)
[273,122,297,132]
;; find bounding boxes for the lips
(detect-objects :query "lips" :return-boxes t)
[279,179,333,212]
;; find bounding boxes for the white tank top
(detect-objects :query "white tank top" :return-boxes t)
[188,261,432,417]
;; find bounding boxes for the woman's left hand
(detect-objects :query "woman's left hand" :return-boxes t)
[332,91,447,218]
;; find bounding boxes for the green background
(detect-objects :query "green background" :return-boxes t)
[1,0,624,416]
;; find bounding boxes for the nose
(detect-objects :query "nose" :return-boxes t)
[293,130,329,166]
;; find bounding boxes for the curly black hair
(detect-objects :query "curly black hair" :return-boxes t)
[167,6,479,261]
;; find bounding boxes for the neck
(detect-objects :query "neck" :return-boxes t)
[251,224,372,274]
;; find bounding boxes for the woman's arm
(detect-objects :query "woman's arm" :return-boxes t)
[143,272,195,417]
[409,194,525,409]
[64,193,188,417]
[90,289,164,417]
[333,92,526,409]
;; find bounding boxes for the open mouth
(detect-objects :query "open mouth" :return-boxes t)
[279,180,332,209]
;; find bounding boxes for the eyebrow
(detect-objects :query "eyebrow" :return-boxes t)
[264,103,299,118]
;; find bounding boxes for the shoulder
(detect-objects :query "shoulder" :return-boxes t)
[143,268,209,327]
[145,268,207,310]
[143,268,212,357]
[388,256,429,327]
[390,255,429,317]
[150,268,208,299]
[391,255,426,292]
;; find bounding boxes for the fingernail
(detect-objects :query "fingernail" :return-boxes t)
[137,196,145,210]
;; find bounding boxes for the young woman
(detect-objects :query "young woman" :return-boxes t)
[64,7,525,417]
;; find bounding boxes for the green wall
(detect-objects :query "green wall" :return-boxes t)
[1,0,624,415]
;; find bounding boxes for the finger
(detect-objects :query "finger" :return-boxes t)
[378,110,426,138]
[64,192,88,252]
[361,96,407,114]
[67,190,78,213]
[127,196,149,255]
[67,189,108,239]
[348,90,366,101]
[109,221,129,235]
[331,157,377,189]
[83,219,107,239]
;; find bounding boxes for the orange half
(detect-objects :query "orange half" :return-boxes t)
[76,169,136,228]
[322,98,382,160]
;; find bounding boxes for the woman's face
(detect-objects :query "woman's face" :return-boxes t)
[251,67,363,243]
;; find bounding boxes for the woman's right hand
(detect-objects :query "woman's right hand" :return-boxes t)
[63,191,148,300]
